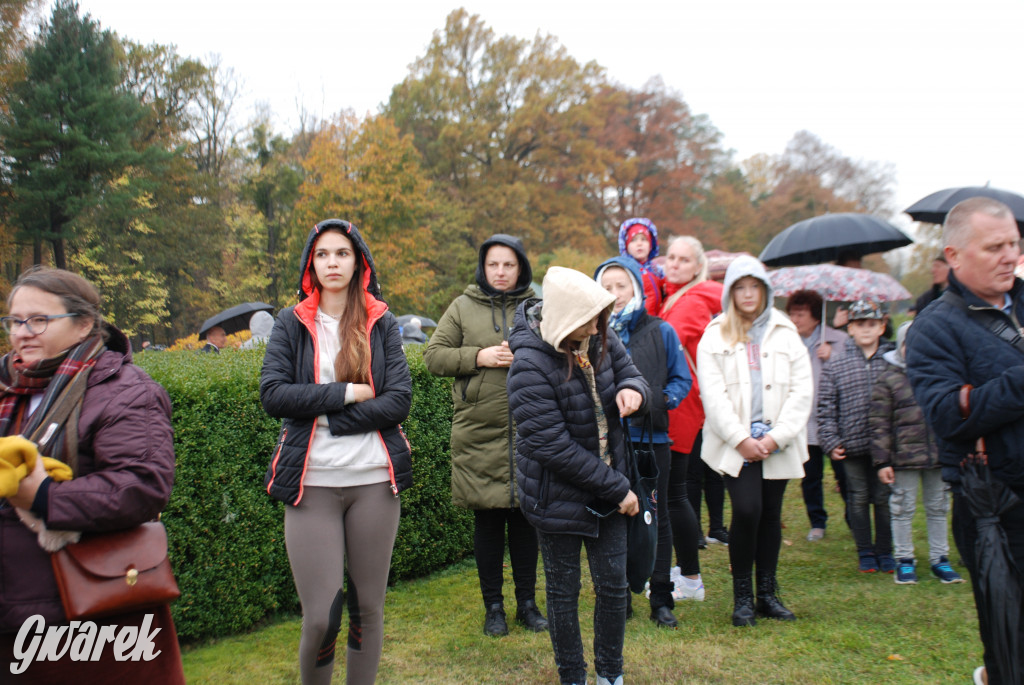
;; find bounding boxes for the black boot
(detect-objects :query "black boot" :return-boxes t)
[484,602,508,636]
[516,599,548,632]
[731,576,756,627]
[648,580,677,628]
[755,571,796,621]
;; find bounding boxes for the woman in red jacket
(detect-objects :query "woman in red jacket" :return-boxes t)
[658,236,725,600]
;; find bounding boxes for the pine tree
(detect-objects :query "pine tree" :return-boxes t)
[0,0,148,268]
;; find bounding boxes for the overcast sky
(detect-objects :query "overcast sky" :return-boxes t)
[76,0,1024,228]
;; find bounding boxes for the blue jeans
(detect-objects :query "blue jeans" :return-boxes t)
[537,515,627,685]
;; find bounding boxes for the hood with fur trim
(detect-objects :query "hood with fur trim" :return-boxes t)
[475,234,533,297]
[540,267,615,350]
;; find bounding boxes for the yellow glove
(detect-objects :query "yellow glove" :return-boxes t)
[0,436,38,498]
[0,436,74,498]
[41,457,73,482]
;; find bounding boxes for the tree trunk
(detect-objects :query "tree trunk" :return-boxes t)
[51,238,66,270]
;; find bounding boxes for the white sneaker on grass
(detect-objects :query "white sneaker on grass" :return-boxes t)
[672,573,705,601]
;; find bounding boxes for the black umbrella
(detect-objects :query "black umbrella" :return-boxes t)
[199,302,275,339]
[759,213,913,267]
[396,314,438,328]
[960,452,1023,685]
[905,186,1024,230]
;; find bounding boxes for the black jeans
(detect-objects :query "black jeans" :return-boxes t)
[537,515,627,685]
[667,449,702,577]
[684,432,725,532]
[473,508,539,607]
[953,490,1024,685]
[801,445,829,529]
[843,456,892,558]
[723,462,788,578]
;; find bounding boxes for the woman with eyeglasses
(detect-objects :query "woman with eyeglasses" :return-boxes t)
[507,266,648,685]
[260,219,412,685]
[0,266,184,683]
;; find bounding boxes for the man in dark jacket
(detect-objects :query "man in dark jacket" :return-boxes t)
[906,196,1024,685]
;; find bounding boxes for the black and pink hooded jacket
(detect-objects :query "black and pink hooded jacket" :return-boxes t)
[259,219,412,505]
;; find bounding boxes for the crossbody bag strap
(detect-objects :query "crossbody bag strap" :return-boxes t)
[938,290,1024,356]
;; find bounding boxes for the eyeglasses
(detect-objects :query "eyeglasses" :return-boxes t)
[1,313,79,335]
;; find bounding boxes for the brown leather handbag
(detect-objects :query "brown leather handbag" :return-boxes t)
[50,520,180,620]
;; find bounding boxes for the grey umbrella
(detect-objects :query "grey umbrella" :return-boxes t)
[759,213,913,267]
[199,302,275,339]
[904,186,1024,230]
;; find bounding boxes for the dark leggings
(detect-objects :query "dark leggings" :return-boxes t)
[684,433,725,532]
[473,508,539,607]
[723,462,789,578]
[666,448,702,577]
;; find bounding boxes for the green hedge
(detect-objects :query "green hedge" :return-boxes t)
[137,345,471,642]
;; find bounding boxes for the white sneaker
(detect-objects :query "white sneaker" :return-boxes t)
[672,574,705,602]
[643,580,651,599]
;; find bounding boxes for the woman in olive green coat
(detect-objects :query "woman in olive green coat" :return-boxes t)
[424,234,547,637]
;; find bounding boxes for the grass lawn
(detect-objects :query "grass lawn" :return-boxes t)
[181,481,979,684]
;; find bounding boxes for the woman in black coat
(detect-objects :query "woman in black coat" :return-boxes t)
[260,219,411,685]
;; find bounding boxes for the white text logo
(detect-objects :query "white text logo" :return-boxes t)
[10,614,163,674]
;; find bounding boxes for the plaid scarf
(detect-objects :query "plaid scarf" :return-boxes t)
[0,335,105,471]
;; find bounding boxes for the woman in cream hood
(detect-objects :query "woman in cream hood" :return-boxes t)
[508,266,648,685]
[696,255,813,628]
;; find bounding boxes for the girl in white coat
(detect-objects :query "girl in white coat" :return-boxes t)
[697,256,813,627]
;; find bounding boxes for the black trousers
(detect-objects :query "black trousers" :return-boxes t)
[684,432,726,532]
[473,507,539,607]
[723,462,789,579]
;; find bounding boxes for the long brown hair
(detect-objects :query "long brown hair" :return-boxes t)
[308,229,371,384]
[559,308,611,380]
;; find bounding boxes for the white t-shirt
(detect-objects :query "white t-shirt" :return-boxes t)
[304,310,390,488]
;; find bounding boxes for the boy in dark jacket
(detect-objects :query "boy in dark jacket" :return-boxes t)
[818,299,895,573]
[870,321,963,585]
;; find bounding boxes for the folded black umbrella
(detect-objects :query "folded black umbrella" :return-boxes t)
[199,302,275,339]
[759,213,913,267]
[905,186,1024,231]
[960,454,1022,685]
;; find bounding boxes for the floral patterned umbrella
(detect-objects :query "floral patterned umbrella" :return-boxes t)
[770,264,911,302]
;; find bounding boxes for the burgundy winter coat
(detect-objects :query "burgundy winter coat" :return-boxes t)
[0,327,175,632]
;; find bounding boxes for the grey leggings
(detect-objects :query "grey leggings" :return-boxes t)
[285,483,401,685]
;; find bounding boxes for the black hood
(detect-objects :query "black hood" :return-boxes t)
[297,219,382,303]
[475,234,533,297]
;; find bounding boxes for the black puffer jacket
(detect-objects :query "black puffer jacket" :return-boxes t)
[260,220,412,505]
[507,300,649,537]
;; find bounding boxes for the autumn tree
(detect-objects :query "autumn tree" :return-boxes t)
[387,8,608,257]
[576,78,729,242]
[294,112,441,314]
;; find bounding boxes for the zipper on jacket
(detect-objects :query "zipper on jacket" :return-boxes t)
[503,296,516,509]
[266,427,289,496]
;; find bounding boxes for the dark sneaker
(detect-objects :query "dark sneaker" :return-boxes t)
[858,555,879,573]
[516,600,548,632]
[483,603,508,636]
[931,556,965,584]
[707,528,730,546]
[697,534,707,549]
[878,554,897,573]
[894,558,918,585]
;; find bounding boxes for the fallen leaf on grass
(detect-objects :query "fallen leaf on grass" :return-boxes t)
[887,654,904,661]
